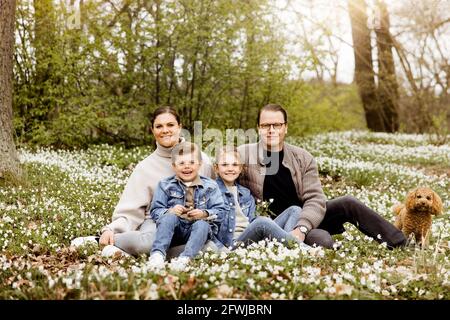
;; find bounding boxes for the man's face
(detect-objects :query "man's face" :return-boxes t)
[258,110,287,151]
[172,153,201,182]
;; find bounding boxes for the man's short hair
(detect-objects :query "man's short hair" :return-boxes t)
[257,104,288,125]
[171,142,202,164]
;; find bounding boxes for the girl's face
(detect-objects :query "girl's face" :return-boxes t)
[151,113,181,148]
[215,152,243,186]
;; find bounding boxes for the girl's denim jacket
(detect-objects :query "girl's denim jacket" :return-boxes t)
[149,175,226,237]
[216,177,257,247]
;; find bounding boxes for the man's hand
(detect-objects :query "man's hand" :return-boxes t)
[290,228,305,242]
[99,230,114,247]
[169,205,188,216]
[187,209,208,220]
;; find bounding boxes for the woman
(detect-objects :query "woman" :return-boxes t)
[72,106,214,257]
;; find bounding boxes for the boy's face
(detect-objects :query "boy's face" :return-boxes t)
[215,152,242,186]
[172,153,201,182]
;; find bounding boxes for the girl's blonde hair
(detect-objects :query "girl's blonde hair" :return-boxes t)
[214,145,242,166]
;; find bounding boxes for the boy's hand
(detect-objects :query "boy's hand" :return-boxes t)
[187,209,208,220]
[169,205,187,216]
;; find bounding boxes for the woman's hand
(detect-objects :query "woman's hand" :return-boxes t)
[187,209,208,220]
[99,230,115,247]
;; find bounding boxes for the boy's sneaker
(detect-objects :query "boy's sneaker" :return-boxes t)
[70,236,99,248]
[168,256,190,272]
[148,252,166,271]
[101,245,131,258]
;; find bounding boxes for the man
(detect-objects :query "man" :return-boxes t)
[237,104,406,249]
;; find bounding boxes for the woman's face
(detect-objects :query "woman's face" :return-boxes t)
[151,113,181,148]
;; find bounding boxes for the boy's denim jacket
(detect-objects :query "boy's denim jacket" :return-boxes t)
[216,177,257,247]
[149,175,226,239]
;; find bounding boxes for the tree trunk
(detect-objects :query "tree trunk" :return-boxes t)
[33,0,57,117]
[154,0,161,106]
[348,0,385,131]
[34,0,54,82]
[123,8,135,95]
[0,0,22,180]
[375,0,400,132]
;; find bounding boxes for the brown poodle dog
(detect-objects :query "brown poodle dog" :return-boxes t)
[393,187,443,246]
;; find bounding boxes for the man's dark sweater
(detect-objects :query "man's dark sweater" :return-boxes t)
[263,149,302,216]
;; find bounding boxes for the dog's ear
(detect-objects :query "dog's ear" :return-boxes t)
[405,189,417,211]
[431,190,443,216]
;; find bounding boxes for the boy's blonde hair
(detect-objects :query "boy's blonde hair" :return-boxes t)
[171,142,202,164]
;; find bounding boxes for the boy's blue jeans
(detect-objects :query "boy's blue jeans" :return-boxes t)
[233,205,306,248]
[151,213,210,258]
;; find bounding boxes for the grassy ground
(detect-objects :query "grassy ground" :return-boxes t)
[0,131,448,299]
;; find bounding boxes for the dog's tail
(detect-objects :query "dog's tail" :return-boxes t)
[392,203,404,216]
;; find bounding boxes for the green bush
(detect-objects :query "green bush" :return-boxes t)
[284,82,366,137]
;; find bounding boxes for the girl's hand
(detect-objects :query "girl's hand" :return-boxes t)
[99,230,114,247]
[187,209,208,220]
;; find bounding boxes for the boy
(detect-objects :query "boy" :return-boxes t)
[147,142,226,271]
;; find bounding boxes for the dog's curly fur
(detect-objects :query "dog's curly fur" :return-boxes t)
[393,187,443,245]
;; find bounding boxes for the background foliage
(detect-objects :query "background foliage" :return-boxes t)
[13,0,365,148]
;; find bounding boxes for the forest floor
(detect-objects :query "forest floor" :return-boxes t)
[0,131,448,299]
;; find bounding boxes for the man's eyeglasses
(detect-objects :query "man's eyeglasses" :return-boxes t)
[259,123,285,130]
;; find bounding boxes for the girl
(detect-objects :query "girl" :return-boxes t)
[214,146,310,249]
